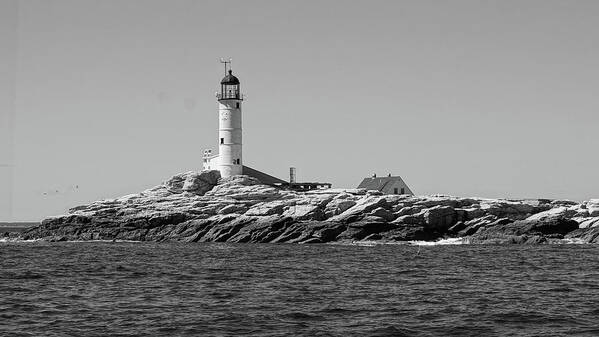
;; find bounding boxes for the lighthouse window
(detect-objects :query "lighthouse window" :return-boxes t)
[220,138,224,144]
[236,103,240,109]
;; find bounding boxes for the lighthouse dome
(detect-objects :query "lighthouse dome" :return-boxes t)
[220,70,240,85]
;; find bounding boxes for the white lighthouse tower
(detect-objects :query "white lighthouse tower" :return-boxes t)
[201,61,332,189]
[203,60,243,178]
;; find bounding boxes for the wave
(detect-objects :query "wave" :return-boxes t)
[0,238,42,243]
[551,238,588,245]
[331,238,466,246]
[408,238,465,246]
[333,237,595,246]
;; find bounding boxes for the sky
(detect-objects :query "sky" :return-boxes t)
[1,0,599,221]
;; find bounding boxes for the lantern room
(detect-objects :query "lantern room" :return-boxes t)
[219,70,242,100]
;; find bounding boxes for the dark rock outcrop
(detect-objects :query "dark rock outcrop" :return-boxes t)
[19,171,599,244]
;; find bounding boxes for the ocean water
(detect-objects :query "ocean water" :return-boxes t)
[1,242,598,336]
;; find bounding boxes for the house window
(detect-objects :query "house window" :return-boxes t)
[220,138,224,144]
[236,102,240,109]
[401,188,405,194]
[394,188,399,194]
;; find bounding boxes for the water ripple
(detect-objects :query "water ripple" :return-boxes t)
[1,242,599,336]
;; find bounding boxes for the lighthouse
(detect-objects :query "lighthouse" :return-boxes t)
[217,68,243,177]
[203,61,243,178]
[201,61,333,190]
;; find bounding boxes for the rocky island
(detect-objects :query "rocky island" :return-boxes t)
[19,171,599,244]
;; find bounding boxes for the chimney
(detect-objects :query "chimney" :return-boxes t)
[290,167,296,184]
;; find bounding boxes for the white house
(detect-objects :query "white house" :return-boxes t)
[357,174,414,195]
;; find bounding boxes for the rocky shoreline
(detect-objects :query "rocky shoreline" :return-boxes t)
[17,171,599,244]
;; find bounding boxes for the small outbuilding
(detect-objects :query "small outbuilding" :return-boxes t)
[357,174,414,195]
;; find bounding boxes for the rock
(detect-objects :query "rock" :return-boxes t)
[382,224,440,241]
[213,216,279,243]
[296,237,320,244]
[245,201,288,216]
[565,227,599,243]
[327,196,388,223]
[369,207,396,222]
[422,205,456,230]
[394,206,418,217]
[525,235,548,244]
[392,211,425,225]
[468,217,579,243]
[586,199,599,217]
[465,234,547,245]
[460,207,485,220]
[181,171,221,195]
[521,218,579,236]
[283,221,330,244]
[477,200,536,220]
[447,221,466,235]
[577,217,599,229]
[282,204,324,221]
[551,199,580,207]
[205,176,283,201]
[525,207,577,222]
[337,218,396,241]
[343,188,367,195]
[324,199,357,217]
[413,196,459,208]
[218,204,248,215]
[457,216,503,237]
[314,223,346,242]
[20,169,595,244]
[486,217,514,228]
[363,233,382,241]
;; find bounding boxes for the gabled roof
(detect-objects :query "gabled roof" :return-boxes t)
[357,176,414,195]
[242,166,287,185]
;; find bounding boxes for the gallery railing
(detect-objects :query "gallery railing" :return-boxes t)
[217,91,242,100]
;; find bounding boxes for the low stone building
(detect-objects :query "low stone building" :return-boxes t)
[357,174,414,195]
